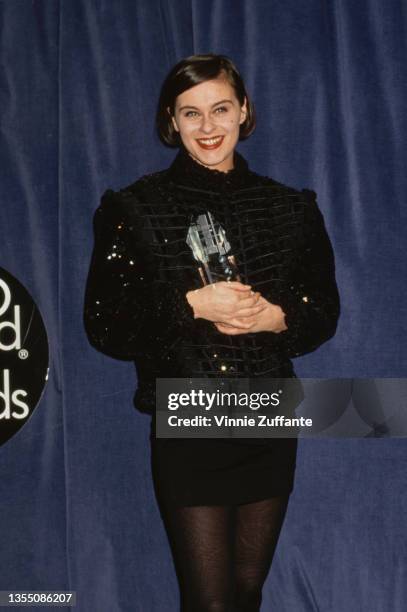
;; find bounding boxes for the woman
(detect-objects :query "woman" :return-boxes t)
[84,54,340,612]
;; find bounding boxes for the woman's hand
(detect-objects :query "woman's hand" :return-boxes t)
[186,281,268,329]
[213,296,288,335]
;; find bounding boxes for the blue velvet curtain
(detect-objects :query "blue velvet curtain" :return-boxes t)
[1,1,406,610]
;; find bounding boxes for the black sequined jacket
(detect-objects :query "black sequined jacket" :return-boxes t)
[84,147,340,414]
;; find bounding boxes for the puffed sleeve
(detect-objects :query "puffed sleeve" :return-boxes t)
[271,189,340,358]
[83,188,196,360]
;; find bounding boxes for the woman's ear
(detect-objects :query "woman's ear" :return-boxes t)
[239,97,248,125]
[168,107,179,132]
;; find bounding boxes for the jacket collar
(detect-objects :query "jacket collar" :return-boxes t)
[168,145,252,191]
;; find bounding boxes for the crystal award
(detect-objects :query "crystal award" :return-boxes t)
[186,211,240,285]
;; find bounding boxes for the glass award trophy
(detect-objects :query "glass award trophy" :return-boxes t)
[186,211,240,285]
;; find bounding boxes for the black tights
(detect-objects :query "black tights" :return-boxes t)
[158,495,290,612]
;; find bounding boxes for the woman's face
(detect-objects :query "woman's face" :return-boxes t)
[171,78,247,172]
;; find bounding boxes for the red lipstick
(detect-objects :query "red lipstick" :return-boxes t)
[196,136,224,150]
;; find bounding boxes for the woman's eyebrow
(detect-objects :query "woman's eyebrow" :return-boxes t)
[178,99,233,112]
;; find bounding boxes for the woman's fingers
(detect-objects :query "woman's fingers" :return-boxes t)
[217,294,266,321]
[188,281,265,324]
[233,293,262,310]
[224,317,257,329]
[233,304,266,318]
[214,322,251,335]
[219,281,252,291]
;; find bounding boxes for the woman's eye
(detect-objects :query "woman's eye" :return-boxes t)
[185,111,199,118]
[214,106,228,113]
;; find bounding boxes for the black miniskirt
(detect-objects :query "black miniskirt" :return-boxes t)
[150,419,298,507]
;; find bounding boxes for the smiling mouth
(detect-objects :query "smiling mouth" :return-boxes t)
[196,136,224,150]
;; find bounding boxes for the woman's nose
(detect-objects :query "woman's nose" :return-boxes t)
[199,114,216,134]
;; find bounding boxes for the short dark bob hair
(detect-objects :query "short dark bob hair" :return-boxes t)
[156,54,256,147]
